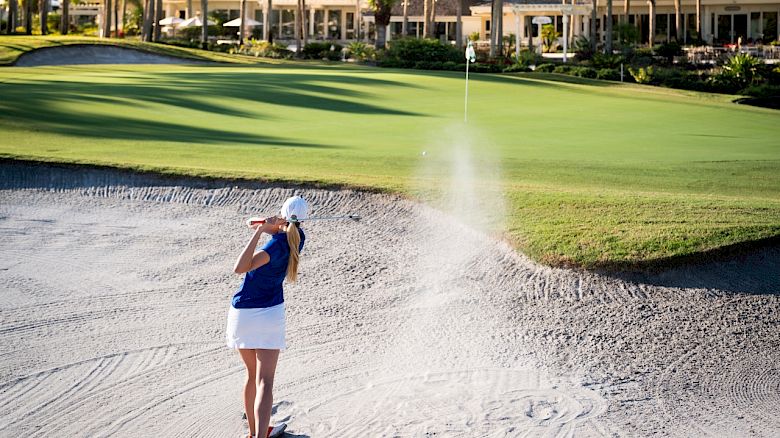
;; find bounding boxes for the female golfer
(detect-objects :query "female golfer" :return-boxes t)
[226,196,308,438]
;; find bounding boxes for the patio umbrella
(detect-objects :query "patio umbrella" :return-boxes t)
[179,16,216,28]
[223,17,262,27]
[159,16,184,26]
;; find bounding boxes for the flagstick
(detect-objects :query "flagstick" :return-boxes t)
[465,61,469,124]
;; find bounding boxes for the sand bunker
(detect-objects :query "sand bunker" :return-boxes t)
[0,163,778,437]
[13,45,200,67]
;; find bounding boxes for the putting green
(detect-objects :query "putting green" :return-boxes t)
[1,59,778,269]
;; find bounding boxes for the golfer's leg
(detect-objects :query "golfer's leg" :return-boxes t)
[254,349,280,437]
[239,349,258,437]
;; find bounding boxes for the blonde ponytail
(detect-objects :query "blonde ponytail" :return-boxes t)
[285,222,301,282]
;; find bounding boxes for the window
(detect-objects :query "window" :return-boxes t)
[327,10,341,39]
[717,14,731,44]
[447,22,457,41]
[408,21,418,38]
[391,22,403,38]
[314,10,325,38]
[686,13,697,42]
[281,9,294,38]
[763,12,778,43]
[656,13,668,41]
[346,12,355,39]
[254,10,264,37]
[669,14,678,41]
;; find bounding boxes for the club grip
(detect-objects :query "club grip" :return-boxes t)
[246,217,266,226]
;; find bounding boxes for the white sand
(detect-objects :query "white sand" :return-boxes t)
[0,163,778,437]
[13,45,200,67]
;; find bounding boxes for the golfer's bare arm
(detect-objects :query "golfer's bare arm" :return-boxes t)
[233,227,271,274]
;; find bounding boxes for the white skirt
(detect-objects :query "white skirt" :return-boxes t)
[225,303,286,350]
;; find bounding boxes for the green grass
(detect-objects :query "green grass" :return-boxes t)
[1,38,779,270]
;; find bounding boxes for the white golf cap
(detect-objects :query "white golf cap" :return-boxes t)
[280,196,309,222]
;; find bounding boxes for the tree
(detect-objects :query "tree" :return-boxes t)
[605,0,612,53]
[262,0,270,41]
[24,0,32,34]
[455,0,462,47]
[141,0,150,40]
[695,0,701,42]
[590,0,597,52]
[239,0,246,44]
[8,0,17,34]
[60,0,68,34]
[102,0,112,38]
[153,0,161,40]
[623,0,630,24]
[201,0,208,47]
[423,0,431,38]
[367,0,396,49]
[673,0,681,41]
[490,0,503,57]
[647,0,655,46]
[402,0,408,37]
[39,0,48,35]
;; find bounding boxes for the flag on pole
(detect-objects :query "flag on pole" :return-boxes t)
[465,41,476,63]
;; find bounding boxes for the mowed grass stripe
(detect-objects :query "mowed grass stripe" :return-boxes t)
[1,61,778,269]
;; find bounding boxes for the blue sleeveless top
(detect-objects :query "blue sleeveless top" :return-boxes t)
[231,228,305,309]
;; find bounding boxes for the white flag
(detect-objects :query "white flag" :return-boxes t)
[465,41,476,63]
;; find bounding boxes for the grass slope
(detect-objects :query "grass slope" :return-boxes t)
[1,43,778,269]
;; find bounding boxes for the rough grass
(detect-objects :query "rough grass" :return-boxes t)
[1,41,778,270]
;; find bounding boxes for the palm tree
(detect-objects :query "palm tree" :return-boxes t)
[102,0,112,37]
[590,0,597,52]
[695,0,701,42]
[423,0,431,38]
[491,0,502,57]
[367,0,397,48]
[673,0,680,41]
[153,0,162,40]
[293,0,300,51]
[623,0,630,24]
[39,0,48,34]
[142,0,153,41]
[24,0,32,34]
[647,0,655,46]
[262,0,271,41]
[401,0,408,37]
[60,0,68,34]
[455,0,462,47]
[239,0,246,44]
[301,0,307,46]
[201,0,208,47]
[605,0,612,53]
[7,0,17,34]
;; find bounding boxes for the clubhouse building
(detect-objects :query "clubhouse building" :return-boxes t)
[158,0,779,46]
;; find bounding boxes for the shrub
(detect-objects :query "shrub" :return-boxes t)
[628,66,654,84]
[469,31,480,42]
[596,68,621,81]
[654,41,683,63]
[238,39,293,59]
[614,24,641,47]
[504,63,532,73]
[302,41,343,60]
[414,60,445,70]
[346,41,376,62]
[470,63,502,73]
[381,38,462,67]
[534,63,556,72]
[553,64,572,74]
[739,83,780,98]
[721,53,763,88]
[442,61,461,71]
[591,52,624,69]
[570,66,597,78]
[513,49,543,67]
[541,24,560,53]
[574,36,595,61]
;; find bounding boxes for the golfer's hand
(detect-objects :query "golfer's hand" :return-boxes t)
[251,216,284,233]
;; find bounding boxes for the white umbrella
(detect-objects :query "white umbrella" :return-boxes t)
[223,17,262,27]
[179,16,216,28]
[159,16,184,26]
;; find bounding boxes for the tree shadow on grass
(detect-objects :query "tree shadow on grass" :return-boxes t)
[0,67,424,146]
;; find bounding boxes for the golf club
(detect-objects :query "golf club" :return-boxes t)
[247,215,362,226]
